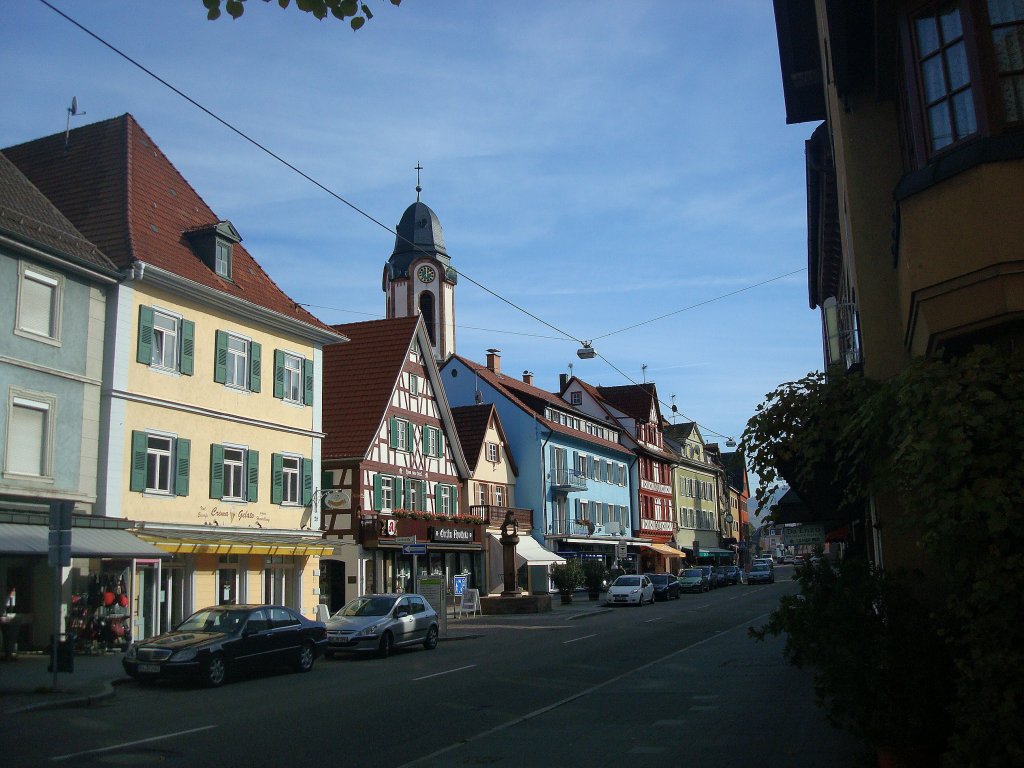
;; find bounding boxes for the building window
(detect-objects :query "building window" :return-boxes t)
[407,478,422,511]
[271,454,311,506]
[373,474,403,511]
[570,390,582,405]
[215,331,261,392]
[410,374,419,397]
[210,445,257,502]
[390,418,412,452]
[990,1,1024,121]
[437,484,456,515]
[913,4,977,152]
[274,350,312,405]
[494,484,506,506]
[16,263,62,342]
[129,431,190,496]
[486,442,499,463]
[138,307,194,375]
[477,484,489,506]
[5,393,55,478]
[423,425,438,457]
[215,239,232,279]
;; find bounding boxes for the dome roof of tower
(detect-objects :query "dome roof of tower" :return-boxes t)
[387,201,449,278]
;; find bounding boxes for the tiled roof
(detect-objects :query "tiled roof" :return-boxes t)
[450,355,632,457]
[322,316,421,461]
[450,404,492,468]
[2,114,333,333]
[663,422,697,443]
[595,383,660,423]
[0,152,116,273]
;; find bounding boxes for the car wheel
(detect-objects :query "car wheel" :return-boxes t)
[423,625,439,650]
[203,653,227,687]
[377,631,394,659]
[294,641,315,673]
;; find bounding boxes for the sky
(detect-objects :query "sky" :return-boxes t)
[1,1,819,510]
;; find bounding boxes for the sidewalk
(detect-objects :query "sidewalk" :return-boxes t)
[0,650,128,715]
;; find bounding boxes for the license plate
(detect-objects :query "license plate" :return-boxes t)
[138,664,161,674]
[614,596,627,601]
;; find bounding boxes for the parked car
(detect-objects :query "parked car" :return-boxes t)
[792,555,808,566]
[648,573,681,600]
[325,594,439,659]
[122,604,326,687]
[678,568,708,593]
[605,575,655,606]
[747,562,775,585]
[698,565,716,589]
[723,565,741,585]
[711,566,729,588]
[782,554,795,564]
[753,557,774,570]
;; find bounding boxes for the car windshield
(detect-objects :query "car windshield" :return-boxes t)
[751,564,770,572]
[650,575,669,584]
[176,608,248,633]
[335,596,397,618]
[613,576,640,587]
[683,569,702,577]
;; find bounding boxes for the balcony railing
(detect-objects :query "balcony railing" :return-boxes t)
[550,468,587,492]
[546,518,626,537]
[470,505,533,530]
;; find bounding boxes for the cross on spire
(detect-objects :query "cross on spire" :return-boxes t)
[415,162,423,202]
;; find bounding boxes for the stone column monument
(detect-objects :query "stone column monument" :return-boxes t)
[499,510,522,596]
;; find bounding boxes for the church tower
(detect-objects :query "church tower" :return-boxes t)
[382,178,456,361]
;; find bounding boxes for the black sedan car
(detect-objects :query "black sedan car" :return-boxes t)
[648,573,681,600]
[122,604,327,687]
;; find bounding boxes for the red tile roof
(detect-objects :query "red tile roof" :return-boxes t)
[595,383,660,423]
[2,114,333,334]
[322,316,421,460]
[450,355,632,457]
[449,404,492,468]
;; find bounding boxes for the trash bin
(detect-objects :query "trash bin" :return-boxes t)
[48,635,75,673]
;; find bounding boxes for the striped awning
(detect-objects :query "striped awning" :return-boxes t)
[134,528,337,556]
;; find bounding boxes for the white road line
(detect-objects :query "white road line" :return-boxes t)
[396,612,771,768]
[50,725,218,762]
[643,617,664,623]
[562,633,597,644]
[412,664,476,681]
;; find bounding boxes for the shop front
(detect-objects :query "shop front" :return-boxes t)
[358,513,484,598]
[0,513,168,653]
[639,541,686,574]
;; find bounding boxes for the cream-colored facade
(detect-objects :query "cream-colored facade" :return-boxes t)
[669,427,720,557]
[100,267,341,638]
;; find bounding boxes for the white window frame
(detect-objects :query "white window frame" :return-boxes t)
[226,334,249,389]
[15,262,63,345]
[151,309,180,371]
[570,391,582,405]
[146,433,174,494]
[215,239,232,279]
[494,484,506,507]
[380,475,395,511]
[282,352,302,404]
[395,419,410,452]
[281,455,301,505]
[486,442,499,463]
[223,447,246,501]
[4,389,57,480]
[409,374,419,397]
[477,483,489,506]
[439,484,455,515]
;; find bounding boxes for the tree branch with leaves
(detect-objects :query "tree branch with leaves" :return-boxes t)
[203,0,402,31]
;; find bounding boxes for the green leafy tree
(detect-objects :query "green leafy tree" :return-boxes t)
[202,0,401,31]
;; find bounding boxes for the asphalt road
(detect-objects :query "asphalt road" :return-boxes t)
[3,574,867,767]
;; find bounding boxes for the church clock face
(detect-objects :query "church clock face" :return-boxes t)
[417,265,436,283]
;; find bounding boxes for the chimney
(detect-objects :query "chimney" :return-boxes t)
[522,370,533,386]
[559,373,569,390]
[485,349,501,375]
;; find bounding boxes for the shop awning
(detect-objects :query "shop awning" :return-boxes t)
[0,523,169,558]
[642,542,685,558]
[510,535,565,567]
[134,529,337,556]
[697,547,733,556]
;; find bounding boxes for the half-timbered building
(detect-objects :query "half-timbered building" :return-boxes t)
[320,315,471,609]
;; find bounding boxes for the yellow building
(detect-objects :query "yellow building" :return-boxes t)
[5,115,344,639]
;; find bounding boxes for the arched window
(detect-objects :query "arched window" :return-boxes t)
[419,291,436,345]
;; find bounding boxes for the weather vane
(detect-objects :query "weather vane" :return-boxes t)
[415,162,423,202]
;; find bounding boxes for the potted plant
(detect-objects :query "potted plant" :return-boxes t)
[549,560,584,604]
[582,560,607,601]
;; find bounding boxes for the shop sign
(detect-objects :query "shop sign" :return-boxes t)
[640,479,672,494]
[379,517,398,537]
[783,524,825,546]
[641,519,674,532]
[429,526,475,543]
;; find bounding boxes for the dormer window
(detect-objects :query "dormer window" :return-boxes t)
[185,220,241,281]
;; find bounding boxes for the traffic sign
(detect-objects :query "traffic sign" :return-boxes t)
[402,543,427,555]
[395,536,417,545]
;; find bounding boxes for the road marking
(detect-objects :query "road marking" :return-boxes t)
[396,612,772,768]
[562,633,597,644]
[412,664,476,681]
[643,616,664,623]
[50,725,218,762]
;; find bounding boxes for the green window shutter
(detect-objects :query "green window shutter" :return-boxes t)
[174,438,191,496]
[438,431,445,458]
[214,331,228,383]
[137,306,154,365]
[303,359,314,406]
[210,444,225,499]
[249,342,262,393]
[450,484,458,514]
[273,350,285,399]
[179,319,195,376]
[420,480,428,511]
[271,453,284,504]
[302,459,313,506]
[373,474,382,511]
[388,417,398,449]
[394,475,404,508]
[406,421,413,453]
[130,431,148,491]
[246,449,259,502]
[434,482,441,513]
